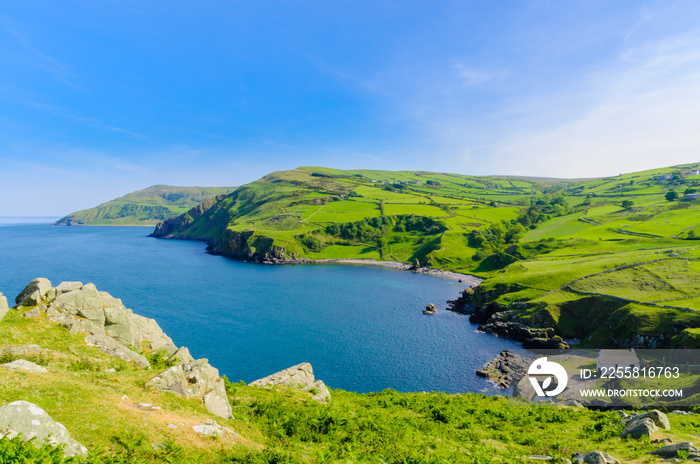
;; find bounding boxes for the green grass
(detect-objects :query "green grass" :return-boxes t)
[5,305,700,464]
[151,165,700,348]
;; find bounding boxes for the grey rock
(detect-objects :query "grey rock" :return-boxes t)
[250,362,331,404]
[670,410,695,415]
[167,423,178,430]
[636,409,671,430]
[127,313,177,355]
[648,442,700,459]
[22,307,43,318]
[192,421,240,439]
[620,417,658,439]
[0,400,87,457]
[146,359,232,419]
[56,281,83,295]
[3,345,48,357]
[84,334,149,368]
[15,278,52,307]
[146,365,188,397]
[168,346,195,365]
[1,359,48,374]
[0,293,8,322]
[573,450,619,464]
[423,303,437,314]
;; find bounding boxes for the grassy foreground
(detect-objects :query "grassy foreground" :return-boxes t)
[2,307,699,464]
[153,164,700,347]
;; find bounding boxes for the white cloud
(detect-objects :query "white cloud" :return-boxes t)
[478,30,700,178]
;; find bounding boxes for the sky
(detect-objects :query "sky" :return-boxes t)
[2,0,700,216]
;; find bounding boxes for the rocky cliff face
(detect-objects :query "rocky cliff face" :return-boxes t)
[151,194,225,238]
[11,278,233,419]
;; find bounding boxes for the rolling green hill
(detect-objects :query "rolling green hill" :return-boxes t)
[55,185,237,226]
[153,164,700,348]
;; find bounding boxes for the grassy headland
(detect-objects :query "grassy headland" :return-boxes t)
[55,185,237,226]
[152,164,700,348]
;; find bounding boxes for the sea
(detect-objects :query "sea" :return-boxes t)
[0,219,523,394]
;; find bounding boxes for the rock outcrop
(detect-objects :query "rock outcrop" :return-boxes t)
[572,450,619,463]
[423,303,437,315]
[0,359,48,374]
[647,442,700,460]
[619,410,670,439]
[146,359,232,419]
[249,362,331,403]
[0,400,87,457]
[13,278,179,367]
[476,350,531,389]
[0,292,8,322]
[14,278,52,307]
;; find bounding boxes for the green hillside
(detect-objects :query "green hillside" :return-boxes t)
[153,164,700,348]
[55,185,237,226]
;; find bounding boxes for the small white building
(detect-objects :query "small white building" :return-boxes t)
[689,170,700,176]
[596,349,641,371]
[683,193,700,200]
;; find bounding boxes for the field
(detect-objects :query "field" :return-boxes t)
[152,164,700,348]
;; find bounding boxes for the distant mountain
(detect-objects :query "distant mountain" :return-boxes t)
[55,185,237,226]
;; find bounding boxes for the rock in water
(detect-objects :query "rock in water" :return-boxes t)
[0,400,88,457]
[249,362,331,403]
[146,359,233,419]
[0,293,8,322]
[14,278,52,307]
[423,303,437,315]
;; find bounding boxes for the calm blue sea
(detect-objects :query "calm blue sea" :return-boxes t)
[0,221,522,394]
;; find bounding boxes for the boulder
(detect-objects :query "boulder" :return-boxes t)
[620,417,658,439]
[22,307,43,318]
[0,293,8,322]
[84,334,150,368]
[56,281,83,295]
[192,420,240,439]
[0,359,48,374]
[423,303,437,315]
[647,442,700,459]
[249,362,331,404]
[15,278,52,307]
[572,451,619,464]
[0,400,87,457]
[168,347,195,365]
[635,410,671,430]
[619,409,670,440]
[146,359,232,419]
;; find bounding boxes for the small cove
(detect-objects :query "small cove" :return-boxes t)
[0,222,523,393]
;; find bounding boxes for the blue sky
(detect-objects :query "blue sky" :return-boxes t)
[2,1,700,215]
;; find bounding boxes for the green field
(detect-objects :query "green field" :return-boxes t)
[151,164,700,348]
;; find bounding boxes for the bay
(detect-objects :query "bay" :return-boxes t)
[0,222,522,394]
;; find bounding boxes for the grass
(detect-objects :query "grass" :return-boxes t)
[3,304,700,464]
[149,164,700,348]
[55,186,237,226]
